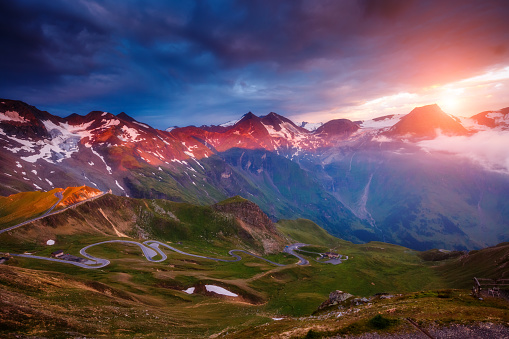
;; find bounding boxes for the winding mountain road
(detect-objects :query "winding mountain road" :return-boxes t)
[2,193,340,270]
[9,239,304,269]
[283,243,309,265]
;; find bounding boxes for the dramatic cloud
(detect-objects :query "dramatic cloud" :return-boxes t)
[0,0,508,128]
[418,130,509,174]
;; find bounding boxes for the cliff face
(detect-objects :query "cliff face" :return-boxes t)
[213,196,285,253]
[213,197,277,234]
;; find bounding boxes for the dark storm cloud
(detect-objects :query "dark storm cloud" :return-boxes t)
[0,0,508,128]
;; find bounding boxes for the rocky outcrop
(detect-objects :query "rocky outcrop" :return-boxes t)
[213,197,277,234]
[318,290,354,309]
[213,196,284,253]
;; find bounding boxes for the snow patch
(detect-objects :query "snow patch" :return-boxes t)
[0,110,29,123]
[89,147,112,174]
[133,121,150,129]
[192,158,205,170]
[158,136,171,145]
[263,121,305,141]
[119,125,140,142]
[46,240,55,246]
[298,121,323,131]
[45,178,53,186]
[183,287,195,294]
[99,118,120,128]
[361,114,404,129]
[220,119,240,127]
[205,285,238,297]
[115,180,125,191]
[11,119,96,164]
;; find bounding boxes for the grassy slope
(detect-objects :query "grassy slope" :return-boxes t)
[0,188,62,229]
[0,186,103,230]
[0,197,507,338]
[436,242,509,288]
[276,218,348,248]
[228,289,509,338]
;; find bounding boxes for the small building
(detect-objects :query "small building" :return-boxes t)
[324,252,340,259]
[51,250,64,258]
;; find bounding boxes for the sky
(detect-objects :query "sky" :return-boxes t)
[0,0,508,129]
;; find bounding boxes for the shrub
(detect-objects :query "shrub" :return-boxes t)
[369,314,398,330]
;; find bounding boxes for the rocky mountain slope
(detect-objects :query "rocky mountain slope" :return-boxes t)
[1,98,508,250]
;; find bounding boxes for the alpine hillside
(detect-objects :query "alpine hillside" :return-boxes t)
[1,99,509,251]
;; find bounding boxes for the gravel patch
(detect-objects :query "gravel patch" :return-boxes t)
[331,322,509,339]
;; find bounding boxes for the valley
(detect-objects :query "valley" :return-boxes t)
[1,100,508,337]
[2,2,508,337]
[1,187,508,338]
[1,100,509,251]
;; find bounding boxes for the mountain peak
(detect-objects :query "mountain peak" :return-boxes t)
[470,107,509,129]
[315,119,359,136]
[240,112,258,121]
[117,112,135,122]
[387,104,468,138]
[260,112,309,134]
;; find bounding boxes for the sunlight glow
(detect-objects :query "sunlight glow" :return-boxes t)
[439,97,459,113]
[292,65,509,123]
[437,87,465,115]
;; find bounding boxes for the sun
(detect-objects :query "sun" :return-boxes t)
[440,97,459,113]
[437,86,465,114]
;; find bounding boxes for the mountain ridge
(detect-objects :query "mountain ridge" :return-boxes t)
[1,98,508,251]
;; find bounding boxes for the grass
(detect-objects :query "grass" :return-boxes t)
[435,242,509,288]
[228,289,508,338]
[215,195,249,206]
[0,188,62,228]
[1,193,508,338]
[276,218,349,248]
[249,241,444,316]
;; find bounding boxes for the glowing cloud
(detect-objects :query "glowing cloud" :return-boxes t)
[418,130,509,174]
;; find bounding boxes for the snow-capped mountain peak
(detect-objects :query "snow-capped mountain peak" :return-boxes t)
[297,121,323,132]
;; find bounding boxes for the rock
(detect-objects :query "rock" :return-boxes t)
[319,290,354,309]
[213,197,276,233]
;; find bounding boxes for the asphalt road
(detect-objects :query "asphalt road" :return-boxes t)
[283,243,310,265]
[2,193,341,269]
[145,241,286,266]
[8,239,306,269]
